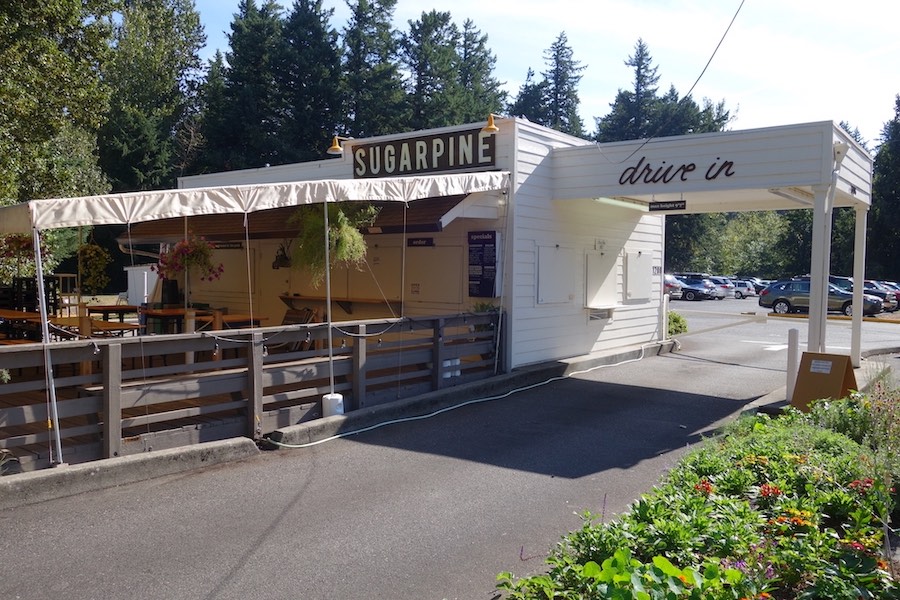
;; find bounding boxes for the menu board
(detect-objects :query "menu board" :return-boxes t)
[468,230,498,298]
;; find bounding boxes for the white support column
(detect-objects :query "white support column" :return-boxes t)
[807,184,831,353]
[851,205,867,367]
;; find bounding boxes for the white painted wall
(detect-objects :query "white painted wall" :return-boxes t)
[502,121,664,368]
[179,118,667,370]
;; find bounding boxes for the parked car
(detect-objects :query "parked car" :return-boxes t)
[663,274,683,299]
[864,280,900,311]
[758,279,882,316]
[732,280,756,299]
[675,277,717,301]
[793,274,897,312]
[708,276,735,299]
[734,276,765,294]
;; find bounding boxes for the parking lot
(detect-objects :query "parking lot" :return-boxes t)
[669,292,900,370]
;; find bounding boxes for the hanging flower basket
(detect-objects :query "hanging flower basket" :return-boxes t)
[152,236,224,282]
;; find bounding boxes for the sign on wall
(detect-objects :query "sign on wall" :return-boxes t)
[352,128,496,179]
[468,230,499,298]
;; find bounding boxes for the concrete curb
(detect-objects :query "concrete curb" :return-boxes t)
[765,312,900,324]
[0,437,259,510]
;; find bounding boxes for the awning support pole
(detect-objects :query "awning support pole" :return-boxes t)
[851,205,867,367]
[808,184,831,353]
[32,228,64,464]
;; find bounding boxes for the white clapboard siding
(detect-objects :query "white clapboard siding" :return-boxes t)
[506,121,664,368]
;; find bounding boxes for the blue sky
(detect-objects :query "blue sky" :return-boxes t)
[193,0,899,147]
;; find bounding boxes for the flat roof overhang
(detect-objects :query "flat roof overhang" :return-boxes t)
[552,121,871,213]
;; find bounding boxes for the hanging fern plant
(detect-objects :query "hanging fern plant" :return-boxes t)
[289,203,380,287]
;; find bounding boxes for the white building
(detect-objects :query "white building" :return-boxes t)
[166,117,869,370]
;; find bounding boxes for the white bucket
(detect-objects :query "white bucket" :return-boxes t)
[322,393,344,417]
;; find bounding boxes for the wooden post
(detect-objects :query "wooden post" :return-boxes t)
[185,308,195,364]
[102,343,122,458]
[247,332,264,439]
[431,318,446,391]
[79,312,93,375]
[351,324,366,410]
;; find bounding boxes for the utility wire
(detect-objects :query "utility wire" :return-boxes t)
[611,0,746,165]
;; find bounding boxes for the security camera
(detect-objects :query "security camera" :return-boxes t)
[833,141,849,166]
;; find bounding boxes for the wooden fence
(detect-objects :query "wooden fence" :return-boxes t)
[0,312,500,471]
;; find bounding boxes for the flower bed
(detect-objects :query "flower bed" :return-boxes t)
[498,385,900,599]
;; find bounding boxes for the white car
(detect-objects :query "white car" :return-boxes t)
[733,280,757,299]
[708,276,735,299]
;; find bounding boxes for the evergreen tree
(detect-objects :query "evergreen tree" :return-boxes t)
[869,95,900,279]
[456,19,506,123]
[341,0,407,137]
[595,38,659,142]
[210,0,284,170]
[98,0,205,191]
[401,10,463,130]
[277,0,342,162]
[506,68,550,125]
[194,52,228,173]
[596,40,730,142]
[541,32,585,137]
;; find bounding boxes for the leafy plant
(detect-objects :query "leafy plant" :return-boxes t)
[76,241,111,294]
[289,203,380,287]
[668,310,687,336]
[497,396,900,599]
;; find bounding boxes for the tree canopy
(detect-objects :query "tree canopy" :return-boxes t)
[3,4,900,290]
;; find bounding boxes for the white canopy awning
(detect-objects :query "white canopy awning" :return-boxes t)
[0,171,510,234]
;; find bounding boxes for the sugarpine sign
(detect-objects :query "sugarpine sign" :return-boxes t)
[352,128,496,178]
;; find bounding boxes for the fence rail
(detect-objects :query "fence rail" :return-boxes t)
[0,312,500,471]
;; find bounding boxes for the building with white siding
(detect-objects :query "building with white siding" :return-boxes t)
[170,116,870,371]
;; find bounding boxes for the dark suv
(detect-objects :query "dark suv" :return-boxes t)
[759,279,882,316]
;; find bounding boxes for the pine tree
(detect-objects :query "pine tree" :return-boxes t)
[401,10,463,130]
[276,0,342,162]
[456,19,506,123]
[541,32,585,137]
[194,52,229,173]
[341,0,407,137]
[507,68,550,125]
[869,95,900,279]
[216,0,284,170]
[595,38,659,142]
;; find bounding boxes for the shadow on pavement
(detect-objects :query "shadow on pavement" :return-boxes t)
[340,376,750,479]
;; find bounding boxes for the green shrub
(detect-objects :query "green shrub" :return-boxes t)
[668,310,687,336]
[497,405,900,599]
